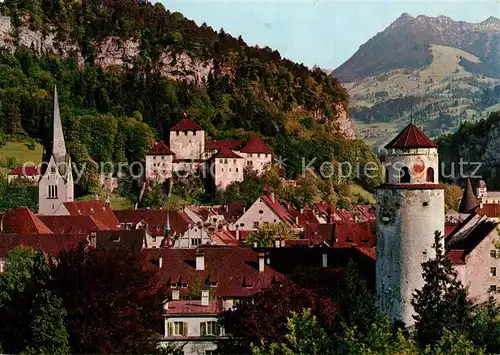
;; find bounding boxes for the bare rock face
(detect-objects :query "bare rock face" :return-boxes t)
[157,51,214,85]
[328,103,356,139]
[0,16,14,52]
[94,37,140,70]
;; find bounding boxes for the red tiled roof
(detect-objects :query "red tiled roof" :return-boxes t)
[444,224,458,237]
[240,135,272,154]
[478,203,500,218]
[213,229,239,245]
[354,247,376,261]
[114,209,194,237]
[447,249,467,265]
[336,209,354,221]
[38,215,110,234]
[2,208,53,235]
[214,147,243,159]
[170,119,202,131]
[147,141,174,155]
[304,223,334,244]
[143,246,286,298]
[205,140,244,151]
[333,220,376,248]
[9,165,40,176]
[0,233,89,258]
[62,201,120,230]
[261,195,299,227]
[166,298,222,315]
[385,123,438,149]
[214,202,245,223]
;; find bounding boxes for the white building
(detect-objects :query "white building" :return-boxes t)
[145,141,174,182]
[162,290,224,355]
[38,86,74,215]
[145,115,272,190]
[376,122,445,327]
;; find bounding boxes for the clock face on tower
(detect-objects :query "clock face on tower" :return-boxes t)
[412,157,425,179]
[50,166,56,174]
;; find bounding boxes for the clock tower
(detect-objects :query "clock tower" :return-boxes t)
[38,85,74,215]
[376,123,445,327]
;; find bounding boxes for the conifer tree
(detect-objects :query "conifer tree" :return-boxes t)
[411,231,474,346]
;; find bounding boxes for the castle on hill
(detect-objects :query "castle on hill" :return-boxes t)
[145,113,273,190]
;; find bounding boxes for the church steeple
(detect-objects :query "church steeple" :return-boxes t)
[458,178,479,214]
[52,85,67,161]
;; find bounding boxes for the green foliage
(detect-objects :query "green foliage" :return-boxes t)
[468,297,500,353]
[246,223,297,247]
[0,179,38,211]
[0,247,70,354]
[250,309,335,355]
[141,181,167,209]
[444,184,463,211]
[412,231,475,346]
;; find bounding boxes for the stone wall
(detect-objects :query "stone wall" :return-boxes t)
[376,188,445,326]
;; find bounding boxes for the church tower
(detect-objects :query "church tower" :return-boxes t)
[38,85,74,215]
[376,123,445,327]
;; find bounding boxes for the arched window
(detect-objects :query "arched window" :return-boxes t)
[400,167,410,183]
[426,168,434,183]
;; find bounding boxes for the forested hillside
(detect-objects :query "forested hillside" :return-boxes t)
[437,111,500,188]
[0,0,382,199]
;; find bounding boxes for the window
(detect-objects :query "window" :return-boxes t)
[426,168,435,182]
[258,210,264,214]
[184,131,187,135]
[491,250,497,258]
[168,321,187,336]
[491,267,497,277]
[229,168,231,172]
[221,168,224,172]
[191,238,201,246]
[400,167,410,183]
[490,285,497,292]
[201,321,220,336]
[153,156,156,160]
[162,156,165,160]
[236,168,239,172]
[247,161,253,165]
[224,159,228,164]
[253,222,259,228]
[220,159,223,163]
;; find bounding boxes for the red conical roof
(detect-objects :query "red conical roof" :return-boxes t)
[458,178,478,214]
[385,123,438,149]
[240,135,272,154]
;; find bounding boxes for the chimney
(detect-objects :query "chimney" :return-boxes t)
[295,216,299,225]
[196,253,205,270]
[270,192,275,203]
[164,301,168,310]
[236,229,240,240]
[201,290,209,306]
[172,289,180,300]
[258,253,265,272]
[243,206,246,213]
[322,251,328,267]
[158,255,163,268]
[266,253,271,265]
[225,204,229,212]
[280,239,285,247]
[275,239,280,248]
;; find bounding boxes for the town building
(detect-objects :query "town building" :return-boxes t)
[38,86,74,215]
[376,122,445,327]
[8,165,40,184]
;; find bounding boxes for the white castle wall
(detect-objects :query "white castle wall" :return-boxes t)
[213,158,244,189]
[146,154,173,181]
[376,188,445,327]
[240,152,272,175]
[169,130,205,161]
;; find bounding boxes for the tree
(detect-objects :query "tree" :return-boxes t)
[220,282,335,353]
[468,297,500,353]
[51,243,166,354]
[0,247,69,354]
[444,184,462,211]
[246,222,297,247]
[412,231,474,346]
[250,309,335,355]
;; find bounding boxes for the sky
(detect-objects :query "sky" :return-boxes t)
[158,0,500,70]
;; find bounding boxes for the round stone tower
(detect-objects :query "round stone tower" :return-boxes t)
[376,123,445,327]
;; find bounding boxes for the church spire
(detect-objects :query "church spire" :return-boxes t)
[52,85,67,161]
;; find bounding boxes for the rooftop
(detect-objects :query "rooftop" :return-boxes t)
[384,123,438,149]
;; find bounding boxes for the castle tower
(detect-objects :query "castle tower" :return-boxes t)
[38,85,74,215]
[376,123,445,327]
[458,178,478,219]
